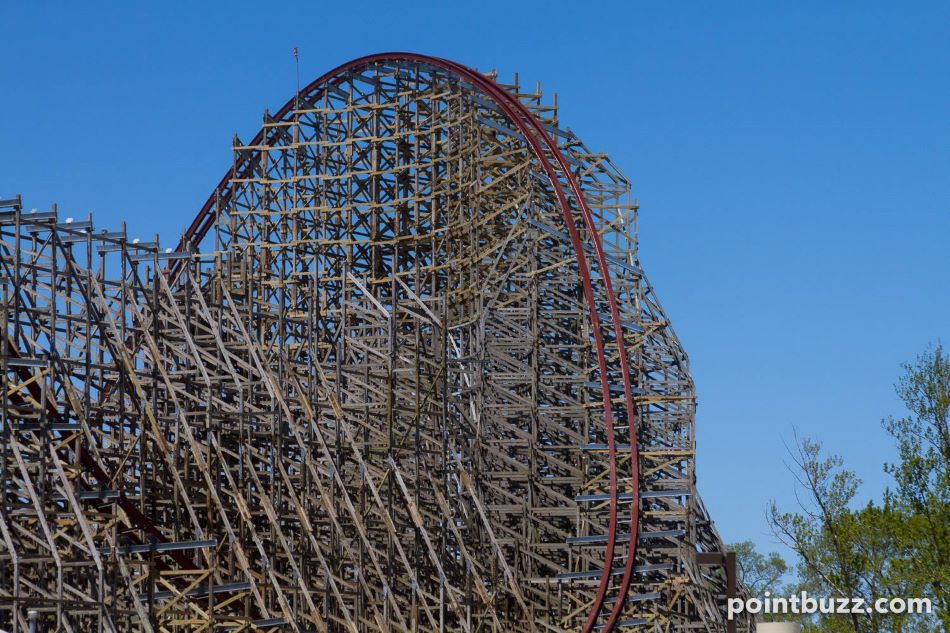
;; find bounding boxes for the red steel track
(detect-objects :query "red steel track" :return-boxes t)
[179,53,641,633]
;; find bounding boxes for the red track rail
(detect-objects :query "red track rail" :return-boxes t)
[178,53,640,633]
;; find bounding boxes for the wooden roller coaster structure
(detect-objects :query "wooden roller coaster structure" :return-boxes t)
[0,54,753,632]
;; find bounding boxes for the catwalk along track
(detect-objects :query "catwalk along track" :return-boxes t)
[0,54,752,633]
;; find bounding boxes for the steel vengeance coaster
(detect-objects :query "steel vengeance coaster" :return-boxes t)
[0,54,752,633]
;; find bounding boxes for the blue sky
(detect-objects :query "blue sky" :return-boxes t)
[2,2,948,562]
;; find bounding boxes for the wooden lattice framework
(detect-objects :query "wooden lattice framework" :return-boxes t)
[0,55,754,633]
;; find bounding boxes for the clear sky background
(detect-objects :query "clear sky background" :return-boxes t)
[2,2,948,564]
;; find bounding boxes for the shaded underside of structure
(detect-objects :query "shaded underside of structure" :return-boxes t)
[0,54,752,632]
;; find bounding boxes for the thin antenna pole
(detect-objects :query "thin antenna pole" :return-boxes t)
[293,47,300,109]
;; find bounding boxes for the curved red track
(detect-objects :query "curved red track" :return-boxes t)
[180,53,640,633]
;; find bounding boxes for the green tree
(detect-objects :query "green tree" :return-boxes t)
[882,344,950,627]
[730,540,789,596]
[766,345,949,632]
[768,437,880,632]
[730,540,803,624]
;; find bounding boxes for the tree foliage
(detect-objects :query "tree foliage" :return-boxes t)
[730,540,789,597]
[883,345,950,622]
[729,540,800,624]
[754,345,949,632]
